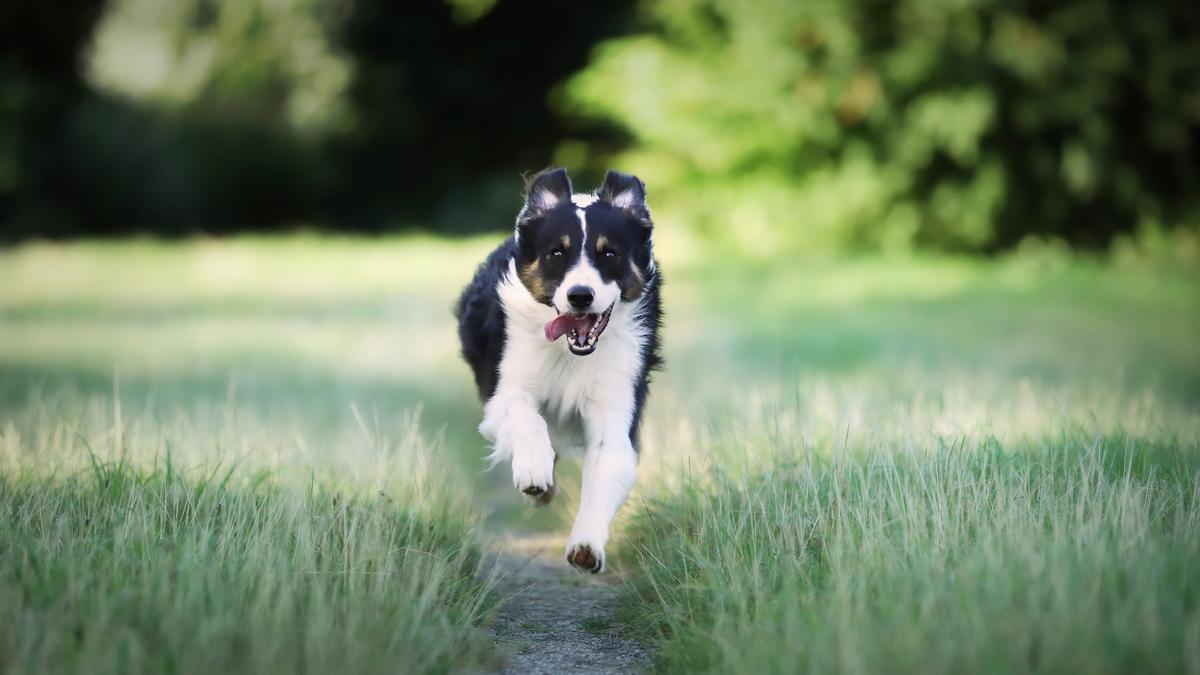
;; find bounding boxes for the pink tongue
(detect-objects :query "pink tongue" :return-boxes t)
[544,314,593,342]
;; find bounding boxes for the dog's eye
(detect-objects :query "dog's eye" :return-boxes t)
[549,249,564,258]
[603,250,619,259]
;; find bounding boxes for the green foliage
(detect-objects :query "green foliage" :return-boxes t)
[87,0,353,133]
[10,0,1199,247]
[48,96,331,236]
[2,0,644,239]
[564,0,1200,253]
[2,0,341,239]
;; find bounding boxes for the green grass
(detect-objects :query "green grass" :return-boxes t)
[618,254,1200,673]
[580,616,613,634]
[1,236,1198,673]
[0,385,497,674]
[0,237,506,674]
[620,436,1199,673]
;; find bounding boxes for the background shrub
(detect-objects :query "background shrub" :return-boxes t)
[2,0,1198,250]
[563,0,1200,253]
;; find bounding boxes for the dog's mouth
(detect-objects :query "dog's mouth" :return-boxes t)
[543,304,614,355]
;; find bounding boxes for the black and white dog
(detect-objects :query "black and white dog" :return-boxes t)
[455,168,661,573]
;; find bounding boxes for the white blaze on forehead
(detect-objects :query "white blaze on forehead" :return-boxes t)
[570,193,597,208]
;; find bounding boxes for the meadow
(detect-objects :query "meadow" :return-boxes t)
[622,251,1200,673]
[0,238,504,674]
[1,235,1198,673]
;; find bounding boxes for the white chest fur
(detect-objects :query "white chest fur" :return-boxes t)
[494,259,649,433]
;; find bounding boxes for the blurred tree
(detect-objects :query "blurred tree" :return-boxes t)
[0,0,110,237]
[1,0,634,239]
[6,0,1197,249]
[87,0,353,134]
[562,0,1200,253]
[330,0,636,231]
[68,0,350,233]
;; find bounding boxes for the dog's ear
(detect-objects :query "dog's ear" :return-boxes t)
[597,170,651,227]
[517,168,573,229]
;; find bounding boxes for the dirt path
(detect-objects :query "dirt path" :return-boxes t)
[484,534,653,674]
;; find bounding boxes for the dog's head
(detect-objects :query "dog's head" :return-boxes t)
[513,167,654,356]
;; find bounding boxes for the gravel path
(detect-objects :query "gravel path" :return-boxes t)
[484,535,653,674]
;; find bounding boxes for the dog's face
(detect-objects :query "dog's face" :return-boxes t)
[514,168,654,355]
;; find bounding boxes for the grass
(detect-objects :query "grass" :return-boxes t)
[580,617,613,634]
[619,254,1200,673]
[620,436,1199,673]
[0,385,497,674]
[1,235,1198,673]
[0,237,505,674]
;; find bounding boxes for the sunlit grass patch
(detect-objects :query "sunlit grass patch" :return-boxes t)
[620,252,1200,673]
[620,431,1200,674]
[0,389,497,675]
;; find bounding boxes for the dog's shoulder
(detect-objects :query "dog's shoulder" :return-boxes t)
[455,237,516,318]
[456,237,518,400]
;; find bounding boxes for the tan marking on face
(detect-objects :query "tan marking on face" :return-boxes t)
[517,259,549,303]
[595,235,608,252]
[622,262,647,302]
[561,234,570,249]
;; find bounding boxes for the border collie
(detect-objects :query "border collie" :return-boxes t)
[455,168,662,573]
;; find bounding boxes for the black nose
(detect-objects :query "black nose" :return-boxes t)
[567,286,594,310]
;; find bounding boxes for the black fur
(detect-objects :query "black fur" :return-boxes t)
[627,268,662,449]
[454,237,516,400]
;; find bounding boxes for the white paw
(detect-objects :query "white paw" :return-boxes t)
[565,538,605,574]
[511,443,555,497]
[522,482,556,506]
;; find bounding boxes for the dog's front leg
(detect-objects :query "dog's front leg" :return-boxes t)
[565,419,638,574]
[479,391,555,497]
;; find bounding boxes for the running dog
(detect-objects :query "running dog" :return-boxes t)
[455,168,662,573]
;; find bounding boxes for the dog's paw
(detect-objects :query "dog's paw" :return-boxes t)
[565,539,605,574]
[523,482,556,506]
[511,446,555,497]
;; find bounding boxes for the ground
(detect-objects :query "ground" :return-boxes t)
[487,535,652,674]
[1,235,1197,673]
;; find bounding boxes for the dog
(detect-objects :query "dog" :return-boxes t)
[455,167,662,573]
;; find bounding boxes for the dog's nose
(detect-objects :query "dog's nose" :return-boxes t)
[567,286,594,311]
